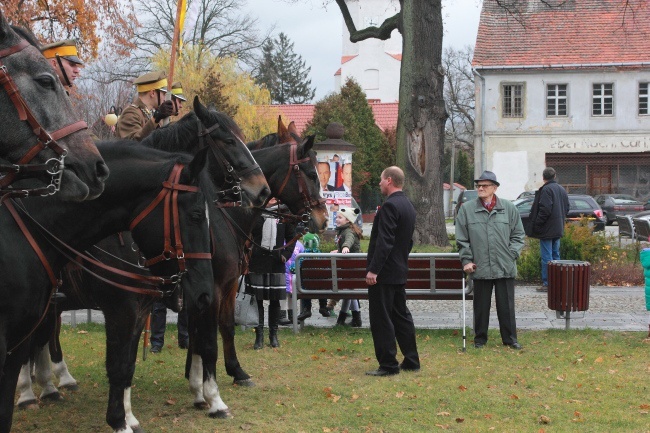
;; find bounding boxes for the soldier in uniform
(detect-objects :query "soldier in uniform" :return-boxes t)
[115,71,174,141]
[41,39,84,89]
[170,81,187,116]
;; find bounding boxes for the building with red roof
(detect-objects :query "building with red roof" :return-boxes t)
[473,0,650,200]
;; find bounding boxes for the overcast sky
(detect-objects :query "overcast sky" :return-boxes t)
[244,0,483,101]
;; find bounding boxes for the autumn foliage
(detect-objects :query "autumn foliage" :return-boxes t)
[1,1,137,59]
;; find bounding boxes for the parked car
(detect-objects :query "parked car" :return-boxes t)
[513,194,605,236]
[593,194,644,225]
[516,191,535,199]
[453,189,478,221]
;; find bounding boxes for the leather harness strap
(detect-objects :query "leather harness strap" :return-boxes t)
[129,163,212,268]
[4,200,60,354]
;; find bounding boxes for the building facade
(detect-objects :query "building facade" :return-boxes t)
[473,0,650,200]
[334,0,402,102]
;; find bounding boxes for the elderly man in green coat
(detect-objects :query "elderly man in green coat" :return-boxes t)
[455,171,525,350]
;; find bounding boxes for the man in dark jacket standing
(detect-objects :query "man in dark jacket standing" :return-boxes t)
[365,166,419,376]
[529,167,570,292]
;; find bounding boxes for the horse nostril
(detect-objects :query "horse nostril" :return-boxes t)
[96,161,110,181]
[261,185,271,200]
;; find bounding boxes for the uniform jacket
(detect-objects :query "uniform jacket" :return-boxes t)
[455,196,525,280]
[528,180,570,239]
[248,216,296,274]
[335,223,361,253]
[366,191,416,284]
[115,98,158,141]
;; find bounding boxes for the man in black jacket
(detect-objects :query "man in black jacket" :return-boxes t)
[365,166,419,376]
[529,167,570,292]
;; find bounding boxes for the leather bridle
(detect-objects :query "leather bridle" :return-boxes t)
[3,163,212,353]
[267,142,325,224]
[196,120,260,208]
[0,38,89,202]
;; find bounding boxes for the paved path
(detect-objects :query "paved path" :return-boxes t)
[62,285,649,332]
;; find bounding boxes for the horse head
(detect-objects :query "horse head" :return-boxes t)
[0,11,108,201]
[192,97,269,207]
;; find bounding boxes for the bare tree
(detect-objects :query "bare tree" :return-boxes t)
[443,45,474,149]
[133,0,272,68]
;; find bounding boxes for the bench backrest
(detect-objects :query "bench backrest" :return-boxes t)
[633,218,650,242]
[616,215,635,239]
[295,253,472,300]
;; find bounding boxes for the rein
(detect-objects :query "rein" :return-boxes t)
[197,121,260,208]
[2,162,212,352]
[0,38,89,201]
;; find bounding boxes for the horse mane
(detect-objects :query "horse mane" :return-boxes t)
[141,112,199,153]
[247,133,278,151]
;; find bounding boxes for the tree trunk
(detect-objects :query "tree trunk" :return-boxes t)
[396,0,449,246]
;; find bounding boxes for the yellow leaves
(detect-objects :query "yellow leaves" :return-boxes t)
[594,357,604,363]
[323,387,340,403]
[395,391,405,398]
[352,338,364,344]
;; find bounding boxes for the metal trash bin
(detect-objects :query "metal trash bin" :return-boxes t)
[547,260,590,329]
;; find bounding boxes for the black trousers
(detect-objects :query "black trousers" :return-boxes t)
[150,300,189,348]
[472,278,518,346]
[368,283,420,372]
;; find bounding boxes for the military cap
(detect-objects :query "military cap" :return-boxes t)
[133,71,168,93]
[41,39,83,65]
[171,81,187,101]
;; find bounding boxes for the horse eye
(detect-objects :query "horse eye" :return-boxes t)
[35,74,57,90]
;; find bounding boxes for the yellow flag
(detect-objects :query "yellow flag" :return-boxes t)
[178,0,188,52]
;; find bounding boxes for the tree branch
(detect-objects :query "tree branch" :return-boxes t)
[334,0,400,42]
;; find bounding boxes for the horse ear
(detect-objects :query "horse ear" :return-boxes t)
[277,116,290,143]
[0,10,10,42]
[193,96,209,121]
[299,135,315,156]
[288,121,298,136]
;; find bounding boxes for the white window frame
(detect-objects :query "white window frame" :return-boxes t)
[502,83,524,118]
[546,83,568,117]
[592,83,614,117]
[639,82,649,116]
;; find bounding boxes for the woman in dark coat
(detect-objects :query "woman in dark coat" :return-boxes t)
[246,202,296,349]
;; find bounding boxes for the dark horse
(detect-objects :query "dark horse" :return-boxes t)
[0,144,218,433]
[14,102,270,431]
[0,11,107,201]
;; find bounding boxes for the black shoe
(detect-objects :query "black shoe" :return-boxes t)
[399,364,420,372]
[474,343,485,349]
[297,310,312,321]
[150,346,162,353]
[365,368,399,377]
[506,342,523,350]
[178,341,188,350]
[319,307,331,317]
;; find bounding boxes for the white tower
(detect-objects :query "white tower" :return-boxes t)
[334,0,402,102]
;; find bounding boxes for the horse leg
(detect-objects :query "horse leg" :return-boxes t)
[0,339,30,433]
[34,343,60,401]
[104,308,141,433]
[49,314,78,391]
[15,361,38,409]
[219,280,253,386]
[193,299,231,418]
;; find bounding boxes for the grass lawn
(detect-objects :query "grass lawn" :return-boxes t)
[12,323,650,432]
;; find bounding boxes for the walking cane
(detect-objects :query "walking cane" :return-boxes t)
[143,313,151,361]
[462,274,467,352]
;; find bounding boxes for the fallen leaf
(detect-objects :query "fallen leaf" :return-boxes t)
[323,387,332,393]
[556,374,566,382]
[77,330,88,334]
[323,428,332,432]
[484,414,493,419]
[436,412,450,416]
[458,385,467,391]
[311,355,320,360]
[640,404,650,409]
[353,339,363,344]
[455,418,464,423]
[331,395,341,403]
[351,394,359,401]
[165,398,176,405]
[510,394,519,400]
[435,424,449,429]
[318,348,327,352]
[240,423,253,430]
[396,391,404,398]
[539,415,551,424]
[594,357,603,363]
